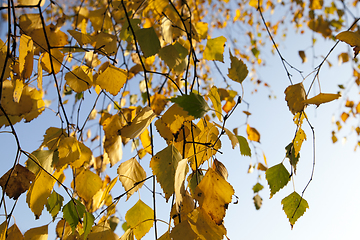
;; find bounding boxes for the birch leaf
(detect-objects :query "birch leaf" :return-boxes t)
[203,36,227,62]
[125,200,154,240]
[117,158,146,200]
[281,191,309,228]
[284,83,306,114]
[302,93,341,107]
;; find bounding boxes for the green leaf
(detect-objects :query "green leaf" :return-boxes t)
[46,191,64,220]
[252,182,264,193]
[285,143,300,174]
[265,163,290,198]
[159,42,188,70]
[83,211,95,239]
[169,92,210,119]
[135,27,161,58]
[63,199,85,232]
[227,51,248,84]
[236,135,251,157]
[209,86,222,121]
[281,191,309,228]
[125,199,154,240]
[203,36,227,62]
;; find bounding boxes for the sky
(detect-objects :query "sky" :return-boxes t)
[1,1,360,240]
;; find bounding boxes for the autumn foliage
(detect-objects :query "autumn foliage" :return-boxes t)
[1,0,360,239]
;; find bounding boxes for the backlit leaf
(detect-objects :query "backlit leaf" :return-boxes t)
[100,176,118,203]
[194,168,234,224]
[212,158,228,180]
[93,32,117,55]
[23,225,48,240]
[159,42,188,70]
[227,51,248,84]
[26,169,62,219]
[26,149,54,175]
[246,124,260,142]
[284,83,306,114]
[0,220,7,240]
[40,49,64,74]
[281,191,309,228]
[1,80,33,116]
[67,30,94,46]
[6,224,24,240]
[150,144,182,201]
[214,123,238,149]
[169,93,210,119]
[63,199,86,231]
[83,211,95,239]
[160,103,194,134]
[285,143,300,174]
[293,128,306,158]
[150,93,167,115]
[65,66,93,93]
[336,31,360,47]
[203,36,227,62]
[74,168,102,202]
[252,182,264,193]
[119,229,134,240]
[135,27,161,58]
[95,62,127,96]
[236,135,251,156]
[46,190,63,220]
[265,163,290,198]
[86,222,118,240]
[0,164,35,200]
[209,86,222,121]
[302,93,341,107]
[120,106,156,139]
[19,34,34,79]
[125,200,154,240]
[117,158,146,200]
[174,158,189,212]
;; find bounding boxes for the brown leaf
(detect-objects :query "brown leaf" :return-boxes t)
[284,83,306,114]
[0,164,35,199]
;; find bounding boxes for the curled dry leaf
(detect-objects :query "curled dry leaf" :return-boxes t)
[284,83,306,115]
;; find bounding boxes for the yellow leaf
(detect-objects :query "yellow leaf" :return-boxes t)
[95,62,127,96]
[26,169,62,219]
[246,124,260,142]
[117,158,146,200]
[203,36,227,62]
[119,229,134,240]
[37,55,43,90]
[338,52,349,64]
[65,66,93,93]
[7,224,24,240]
[120,106,156,139]
[194,168,234,224]
[284,83,306,114]
[302,93,341,107]
[67,30,94,46]
[174,158,189,212]
[150,93,167,115]
[1,80,32,116]
[102,114,124,166]
[74,168,102,202]
[0,220,7,240]
[214,123,238,149]
[24,225,48,240]
[89,8,112,32]
[57,137,79,167]
[100,176,118,203]
[310,0,323,9]
[212,158,228,180]
[86,222,118,240]
[188,120,221,170]
[125,200,154,240]
[341,112,349,122]
[139,128,152,154]
[209,86,222,121]
[150,144,182,200]
[293,128,306,157]
[40,49,64,74]
[154,118,174,144]
[161,103,194,134]
[188,208,226,239]
[13,78,25,103]
[336,31,360,47]
[19,34,34,79]
[93,32,117,55]
[30,25,68,52]
[0,164,35,200]
[18,0,45,6]
[41,127,66,151]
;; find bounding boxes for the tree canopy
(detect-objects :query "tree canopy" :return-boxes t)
[0,0,360,239]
